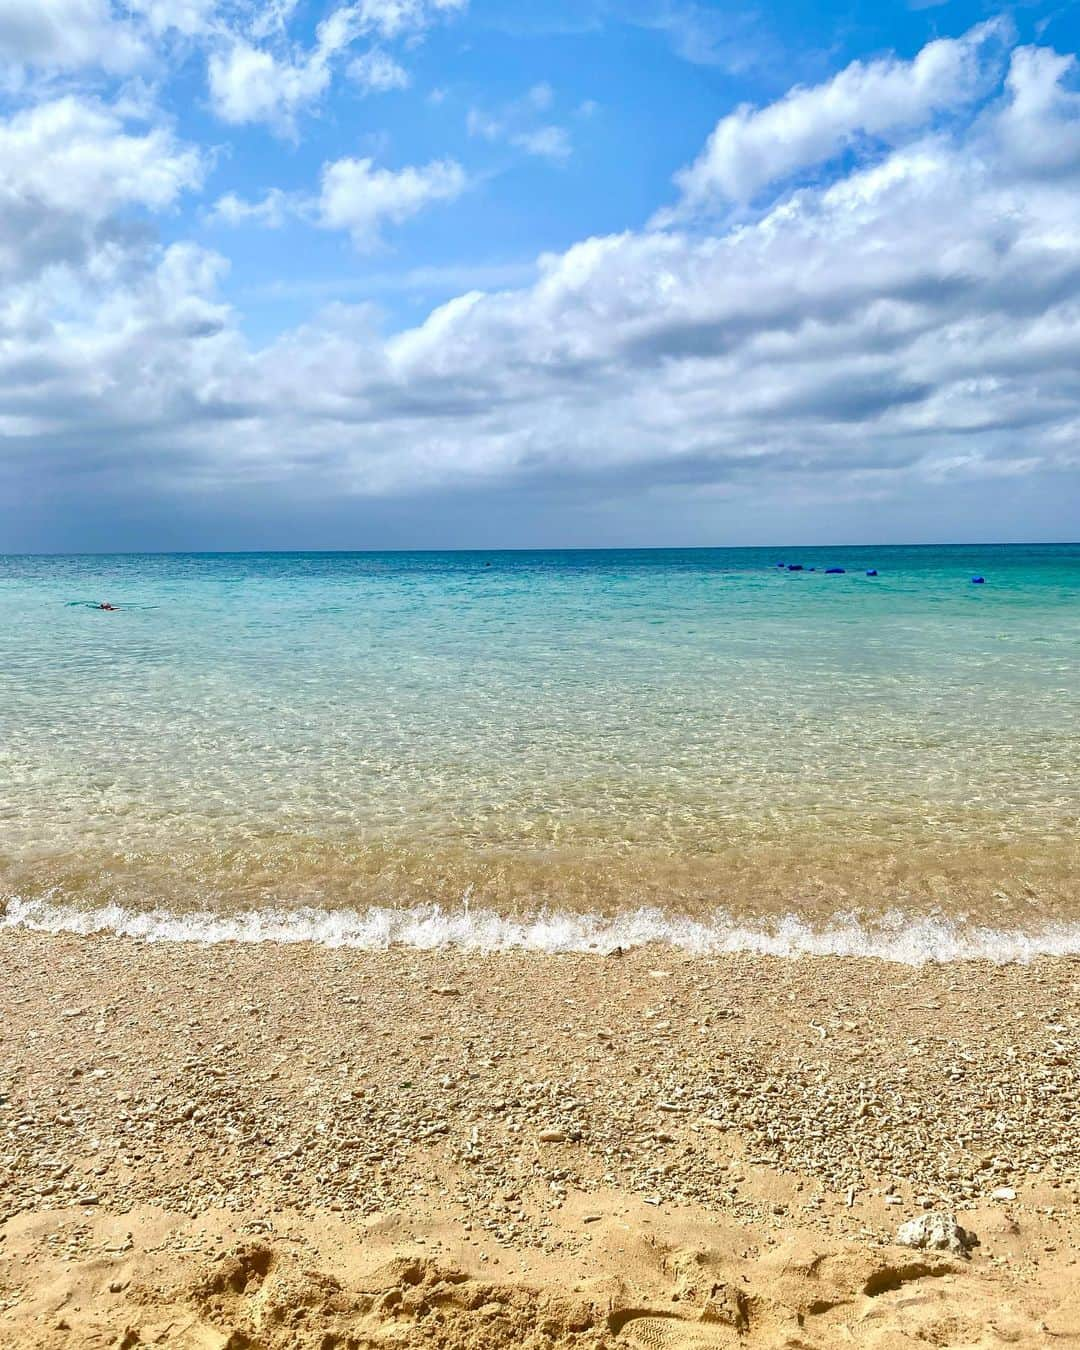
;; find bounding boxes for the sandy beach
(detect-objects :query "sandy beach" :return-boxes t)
[1,930,1078,1347]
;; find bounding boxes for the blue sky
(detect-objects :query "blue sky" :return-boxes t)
[1,0,1079,549]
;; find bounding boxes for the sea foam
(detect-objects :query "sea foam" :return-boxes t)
[4,896,1080,965]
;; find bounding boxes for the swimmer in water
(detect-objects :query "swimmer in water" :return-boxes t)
[97,602,117,611]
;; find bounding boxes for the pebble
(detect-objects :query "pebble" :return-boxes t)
[2,933,1077,1262]
[896,1212,979,1258]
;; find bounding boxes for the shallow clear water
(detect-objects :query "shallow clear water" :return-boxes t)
[2,546,1078,958]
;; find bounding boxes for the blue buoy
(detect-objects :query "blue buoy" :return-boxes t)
[972,576,986,584]
[865,569,878,577]
[825,567,845,574]
[787,564,804,571]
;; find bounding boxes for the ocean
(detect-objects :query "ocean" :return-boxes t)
[2,545,1078,962]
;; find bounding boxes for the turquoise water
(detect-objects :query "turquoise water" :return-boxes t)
[1,546,1078,956]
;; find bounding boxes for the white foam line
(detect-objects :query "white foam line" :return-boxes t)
[4,896,1080,965]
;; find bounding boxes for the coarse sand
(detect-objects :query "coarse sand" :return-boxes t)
[1,931,1078,1347]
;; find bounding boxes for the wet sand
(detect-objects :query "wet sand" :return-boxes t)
[1,930,1078,1347]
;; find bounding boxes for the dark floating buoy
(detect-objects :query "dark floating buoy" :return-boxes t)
[865,569,878,577]
[787,563,804,571]
[825,567,845,574]
[971,575,985,584]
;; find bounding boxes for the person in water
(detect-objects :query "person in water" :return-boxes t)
[97,602,117,611]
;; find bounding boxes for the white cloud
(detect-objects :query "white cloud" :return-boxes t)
[0,237,236,458]
[209,188,292,227]
[3,26,1080,536]
[209,151,471,244]
[668,20,1004,212]
[347,46,410,94]
[246,0,301,41]
[0,0,221,78]
[127,0,217,38]
[0,96,202,212]
[993,45,1080,178]
[207,38,333,129]
[468,83,572,162]
[0,0,146,73]
[513,125,572,161]
[0,91,229,459]
[318,155,467,248]
[355,0,467,40]
[206,0,465,130]
[0,0,464,128]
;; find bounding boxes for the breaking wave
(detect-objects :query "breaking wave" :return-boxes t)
[4,895,1080,965]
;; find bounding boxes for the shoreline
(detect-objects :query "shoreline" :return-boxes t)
[2,930,1078,1346]
[7,896,1080,965]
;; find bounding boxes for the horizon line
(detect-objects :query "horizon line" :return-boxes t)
[2,541,1078,558]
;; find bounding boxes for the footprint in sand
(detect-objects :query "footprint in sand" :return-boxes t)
[612,1285,753,1350]
[615,1315,737,1349]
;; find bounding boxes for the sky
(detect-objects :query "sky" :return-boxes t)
[0,0,1079,550]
